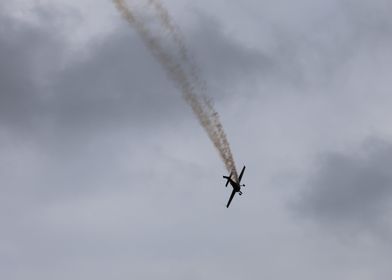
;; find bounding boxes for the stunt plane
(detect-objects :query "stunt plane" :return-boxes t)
[223,166,246,208]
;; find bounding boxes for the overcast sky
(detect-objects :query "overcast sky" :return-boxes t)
[2,0,392,279]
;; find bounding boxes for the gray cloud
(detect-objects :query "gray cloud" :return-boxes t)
[240,0,392,90]
[0,5,274,137]
[4,0,391,141]
[185,13,274,95]
[2,1,392,279]
[296,138,392,233]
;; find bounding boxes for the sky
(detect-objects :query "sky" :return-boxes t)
[1,0,392,279]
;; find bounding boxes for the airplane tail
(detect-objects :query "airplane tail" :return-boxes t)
[223,172,233,187]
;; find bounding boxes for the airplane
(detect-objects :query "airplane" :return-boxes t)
[223,166,246,208]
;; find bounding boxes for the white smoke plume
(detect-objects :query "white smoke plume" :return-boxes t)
[113,0,238,180]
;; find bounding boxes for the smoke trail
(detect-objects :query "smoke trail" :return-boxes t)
[113,0,238,180]
[145,0,206,92]
[145,0,238,180]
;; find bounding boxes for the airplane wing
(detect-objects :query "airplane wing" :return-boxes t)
[226,189,236,208]
[238,166,246,183]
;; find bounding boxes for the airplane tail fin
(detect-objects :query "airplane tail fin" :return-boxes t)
[223,172,233,187]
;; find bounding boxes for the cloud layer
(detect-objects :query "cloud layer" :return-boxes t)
[296,139,392,233]
[2,0,392,279]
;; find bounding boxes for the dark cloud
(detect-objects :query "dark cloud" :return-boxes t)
[0,6,274,138]
[0,15,60,129]
[296,138,392,232]
[186,12,275,96]
[6,0,391,143]
[0,13,180,132]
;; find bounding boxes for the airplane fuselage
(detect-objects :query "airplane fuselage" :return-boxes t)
[229,181,241,192]
[225,177,243,195]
